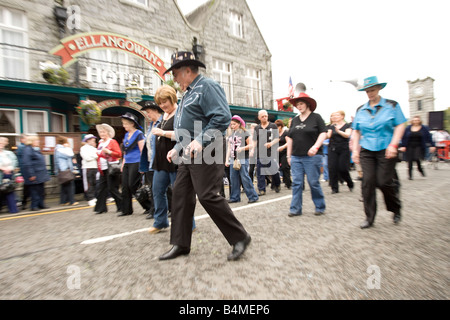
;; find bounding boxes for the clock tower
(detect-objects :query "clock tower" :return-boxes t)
[407,77,435,125]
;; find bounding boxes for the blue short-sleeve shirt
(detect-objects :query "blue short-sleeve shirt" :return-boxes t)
[352,97,406,151]
[124,130,144,163]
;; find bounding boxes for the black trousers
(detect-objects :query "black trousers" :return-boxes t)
[328,146,354,192]
[94,169,122,213]
[360,148,401,225]
[85,168,97,201]
[279,152,291,188]
[122,162,142,215]
[170,162,248,248]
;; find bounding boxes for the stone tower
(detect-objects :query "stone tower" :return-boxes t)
[407,77,435,125]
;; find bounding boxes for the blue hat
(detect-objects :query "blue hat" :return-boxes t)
[359,76,387,91]
[82,134,97,143]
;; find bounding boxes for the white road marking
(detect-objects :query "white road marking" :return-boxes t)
[80,194,292,245]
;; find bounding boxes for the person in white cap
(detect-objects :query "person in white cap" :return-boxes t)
[80,134,98,206]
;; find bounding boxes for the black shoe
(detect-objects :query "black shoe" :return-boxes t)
[288,212,302,217]
[228,200,239,203]
[39,206,50,209]
[248,199,258,204]
[117,212,131,217]
[95,211,107,214]
[393,213,401,224]
[31,208,40,211]
[360,220,372,229]
[332,190,339,194]
[227,234,251,261]
[274,186,281,193]
[159,245,190,260]
[146,213,154,219]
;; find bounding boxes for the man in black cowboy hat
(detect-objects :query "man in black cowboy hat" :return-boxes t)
[159,51,251,261]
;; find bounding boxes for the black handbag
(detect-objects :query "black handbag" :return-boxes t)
[135,183,152,210]
[107,161,122,176]
[57,170,75,184]
[0,180,15,194]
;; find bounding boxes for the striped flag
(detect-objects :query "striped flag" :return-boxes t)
[288,77,294,97]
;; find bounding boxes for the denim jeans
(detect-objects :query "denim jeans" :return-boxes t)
[256,158,281,192]
[60,180,75,204]
[322,154,329,181]
[229,158,259,202]
[152,169,177,229]
[153,170,196,230]
[290,155,326,215]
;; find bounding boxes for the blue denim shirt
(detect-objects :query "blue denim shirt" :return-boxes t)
[173,74,231,153]
[352,97,406,151]
[139,115,162,172]
[54,144,74,174]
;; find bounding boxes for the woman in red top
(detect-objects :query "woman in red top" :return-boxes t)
[94,123,122,214]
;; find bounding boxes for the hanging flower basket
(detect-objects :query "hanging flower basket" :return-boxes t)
[282,101,293,112]
[40,61,69,85]
[76,100,101,126]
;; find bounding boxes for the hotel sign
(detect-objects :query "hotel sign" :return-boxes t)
[49,32,167,80]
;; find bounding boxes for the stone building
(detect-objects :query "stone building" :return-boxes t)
[407,77,435,125]
[0,0,295,150]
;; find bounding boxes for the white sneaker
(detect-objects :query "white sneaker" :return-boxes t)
[88,199,97,206]
[107,197,114,203]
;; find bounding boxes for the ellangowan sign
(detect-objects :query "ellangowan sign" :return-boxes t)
[49,32,167,80]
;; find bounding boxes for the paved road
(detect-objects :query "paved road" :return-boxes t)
[0,162,448,300]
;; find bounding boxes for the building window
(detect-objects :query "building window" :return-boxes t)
[121,0,148,7]
[23,110,48,134]
[417,100,422,111]
[87,49,129,92]
[132,0,147,5]
[0,108,20,145]
[148,44,175,95]
[245,67,262,108]
[212,59,233,103]
[0,6,28,80]
[229,11,243,38]
[51,112,66,132]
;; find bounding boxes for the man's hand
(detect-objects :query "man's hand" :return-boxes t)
[186,140,203,158]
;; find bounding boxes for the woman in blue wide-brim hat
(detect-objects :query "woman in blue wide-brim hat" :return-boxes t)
[351,76,407,229]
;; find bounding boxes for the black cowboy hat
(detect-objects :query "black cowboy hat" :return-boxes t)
[141,100,163,113]
[121,112,143,130]
[163,51,206,75]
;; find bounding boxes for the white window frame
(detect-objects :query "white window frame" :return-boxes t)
[229,11,243,38]
[212,59,233,104]
[23,110,49,134]
[245,67,262,108]
[0,6,29,80]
